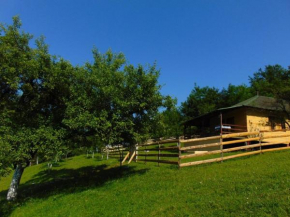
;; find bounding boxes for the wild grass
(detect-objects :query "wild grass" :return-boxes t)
[1,150,290,216]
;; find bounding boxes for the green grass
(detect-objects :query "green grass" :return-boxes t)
[1,150,290,216]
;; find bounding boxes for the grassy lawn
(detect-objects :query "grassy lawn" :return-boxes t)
[1,150,290,216]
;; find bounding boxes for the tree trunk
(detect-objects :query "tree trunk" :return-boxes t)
[7,164,24,201]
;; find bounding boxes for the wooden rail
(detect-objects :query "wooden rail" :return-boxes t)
[179,142,285,160]
[179,130,290,167]
[180,131,260,144]
[138,159,178,165]
[138,139,179,147]
[132,139,180,166]
[121,152,130,165]
[137,153,179,157]
[128,151,136,164]
[112,130,290,168]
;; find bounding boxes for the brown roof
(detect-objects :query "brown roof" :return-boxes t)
[220,95,290,112]
[184,96,290,126]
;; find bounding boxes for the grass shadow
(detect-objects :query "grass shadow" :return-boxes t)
[0,163,149,216]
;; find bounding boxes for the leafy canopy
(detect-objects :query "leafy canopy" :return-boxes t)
[0,16,171,178]
[180,84,254,120]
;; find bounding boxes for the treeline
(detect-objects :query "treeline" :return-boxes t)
[181,65,290,119]
[180,84,254,119]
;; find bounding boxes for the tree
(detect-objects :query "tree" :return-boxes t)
[219,84,254,108]
[64,49,169,147]
[0,17,72,200]
[180,83,254,121]
[249,64,290,122]
[249,65,290,98]
[153,97,182,139]
[0,17,174,201]
[180,85,221,119]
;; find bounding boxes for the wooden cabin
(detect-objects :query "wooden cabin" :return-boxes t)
[183,96,290,150]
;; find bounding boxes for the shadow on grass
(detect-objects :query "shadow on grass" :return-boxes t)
[0,163,149,216]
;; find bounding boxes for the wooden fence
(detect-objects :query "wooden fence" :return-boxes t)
[135,139,179,166]
[105,146,130,163]
[106,131,290,168]
[179,131,290,167]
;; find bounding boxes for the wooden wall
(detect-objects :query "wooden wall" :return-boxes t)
[246,109,289,132]
[246,109,270,131]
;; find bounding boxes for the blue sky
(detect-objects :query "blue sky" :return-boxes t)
[1,0,290,105]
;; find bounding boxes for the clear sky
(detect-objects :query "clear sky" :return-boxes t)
[1,0,290,105]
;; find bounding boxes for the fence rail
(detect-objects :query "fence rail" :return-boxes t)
[135,139,179,166]
[106,130,290,168]
[179,130,290,167]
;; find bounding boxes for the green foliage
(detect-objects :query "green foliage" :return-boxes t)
[0,16,169,184]
[181,84,221,119]
[180,84,254,120]
[0,16,71,176]
[153,102,183,139]
[64,49,167,146]
[220,84,254,108]
[250,64,290,100]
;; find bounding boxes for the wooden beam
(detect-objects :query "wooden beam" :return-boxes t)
[138,159,178,165]
[138,139,179,147]
[221,131,259,139]
[180,150,261,167]
[180,145,290,167]
[179,157,224,167]
[121,152,130,165]
[262,146,290,153]
[137,153,179,157]
[180,142,220,151]
[138,146,179,151]
[222,136,260,146]
[180,131,259,144]
[128,151,136,164]
[180,135,221,144]
[263,134,290,139]
[180,142,285,159]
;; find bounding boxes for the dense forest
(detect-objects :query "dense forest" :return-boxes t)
[1,17,290,201]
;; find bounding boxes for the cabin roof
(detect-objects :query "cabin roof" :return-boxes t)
[219,95,289,111]
[184,95,290,126]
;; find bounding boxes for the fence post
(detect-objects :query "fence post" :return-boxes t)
[135,144,138,162]
[145,145,147,164]
[220,134,223,162]
[259,130,262,154]
[178,141,181,169]
[158,142,160,167]
[118,145,122,167]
